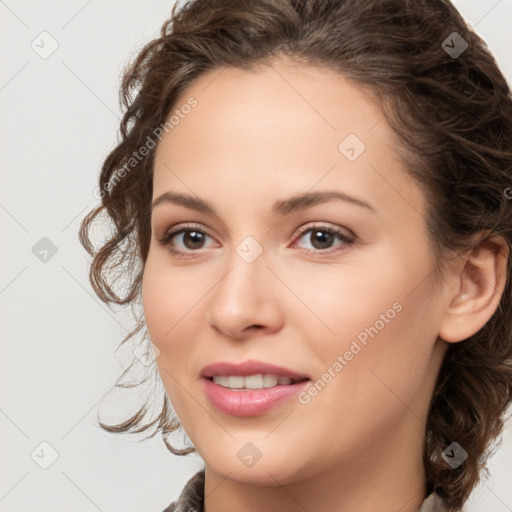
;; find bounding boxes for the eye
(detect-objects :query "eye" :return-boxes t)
[157,222,355,258]
[157,223,217,257]
[292,224,355,254]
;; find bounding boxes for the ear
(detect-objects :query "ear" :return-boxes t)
[439,235,509,343]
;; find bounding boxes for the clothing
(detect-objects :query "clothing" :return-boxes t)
[162,470,204,512]
[162,469,453,512]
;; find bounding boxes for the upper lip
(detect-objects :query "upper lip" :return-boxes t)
[200,359,310,380]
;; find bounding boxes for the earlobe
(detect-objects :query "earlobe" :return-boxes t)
[438,236,509,343]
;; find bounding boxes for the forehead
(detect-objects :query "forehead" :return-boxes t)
[158,60,385,161]
[152,59,425,221]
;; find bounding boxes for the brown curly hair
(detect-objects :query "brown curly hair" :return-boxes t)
[78,0,512,509]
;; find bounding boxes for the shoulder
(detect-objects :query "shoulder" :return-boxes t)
[161,469,205,512]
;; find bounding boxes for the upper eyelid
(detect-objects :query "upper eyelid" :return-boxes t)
[162,223,216,239]
[161,221,347,236]
[295,222,352,236]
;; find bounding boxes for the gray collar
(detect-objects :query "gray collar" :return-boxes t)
[163,470,454,512]
[415,490,453,512]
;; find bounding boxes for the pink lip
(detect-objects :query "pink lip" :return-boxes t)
[200,359,311,417]
[202,378,310,416]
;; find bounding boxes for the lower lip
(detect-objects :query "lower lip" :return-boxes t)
[202,378,310,416]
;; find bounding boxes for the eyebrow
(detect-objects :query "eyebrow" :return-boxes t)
[151,190,375,217]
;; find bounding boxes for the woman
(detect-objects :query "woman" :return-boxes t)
[79,0,512,510]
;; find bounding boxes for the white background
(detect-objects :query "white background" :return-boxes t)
[1,1,511,511]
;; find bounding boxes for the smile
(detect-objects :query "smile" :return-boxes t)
[211,373,306,389]
[200,359,312,416]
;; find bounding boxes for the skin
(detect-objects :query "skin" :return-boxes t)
[141,57,507,512]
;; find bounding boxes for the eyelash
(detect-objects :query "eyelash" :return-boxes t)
[157,223,355,258]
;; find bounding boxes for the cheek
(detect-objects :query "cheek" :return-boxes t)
[293,246,440,379]
[288,261,405,346]
[141,256,200,357]
[141,259,202,417]
[289,281,439,458]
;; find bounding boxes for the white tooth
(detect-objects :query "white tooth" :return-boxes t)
[263,374,279,388]
[244,374,264,389]
[213,375,229,387]
[212,374,295,389]
[228,376,244,389]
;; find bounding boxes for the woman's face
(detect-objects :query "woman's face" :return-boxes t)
[142,59,450,485]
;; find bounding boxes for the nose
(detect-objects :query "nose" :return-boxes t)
[206,249,285,340]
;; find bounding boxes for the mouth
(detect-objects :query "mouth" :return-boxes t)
[207,374,309,390]
[200,360,311,416]
[200,359,310,381]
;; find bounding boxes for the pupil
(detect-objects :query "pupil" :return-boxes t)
[185,231,204,249]
[311,230,333,249]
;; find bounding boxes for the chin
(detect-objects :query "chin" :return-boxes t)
[203,448,312,486]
